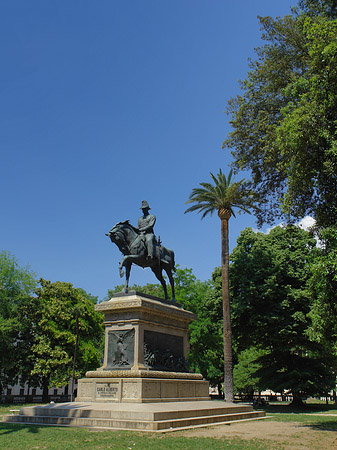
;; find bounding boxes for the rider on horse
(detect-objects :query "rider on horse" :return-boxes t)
[105,202,176,300]
[137,200,156,260]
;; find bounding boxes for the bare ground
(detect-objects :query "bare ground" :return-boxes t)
[177,417,337,450]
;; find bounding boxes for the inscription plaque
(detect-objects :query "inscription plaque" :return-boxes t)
[96,382,119,399]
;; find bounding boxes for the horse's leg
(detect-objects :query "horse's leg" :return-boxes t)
[123,261,132,293]
[119,257,132,293]
[165,267,176,302]
[120,254,141,277]
[119,257,126,277]
[152,267,168,300]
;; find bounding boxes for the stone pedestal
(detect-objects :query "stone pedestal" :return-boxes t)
[76,292,210,403]
[77,371,209,403]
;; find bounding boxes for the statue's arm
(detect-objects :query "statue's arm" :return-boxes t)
[148,215,156,228]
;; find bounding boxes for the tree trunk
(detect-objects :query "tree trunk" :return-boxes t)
[221,217,234,402]
[41,377,49,403]
[291,393,304,407]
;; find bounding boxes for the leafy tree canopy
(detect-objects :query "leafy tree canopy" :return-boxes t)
[233,347,267,398]
[299,0,337,17]
[0,251,37,393]
[31,279,104,390]
[309,227,337,356]
[0,250,37,316]
[0,252,105,397]
[230,226,335,403]
[224,0,337,227]
[188,267,224,392]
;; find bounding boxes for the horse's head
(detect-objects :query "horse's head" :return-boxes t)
[105,221,134,255]
[106,221,127,244]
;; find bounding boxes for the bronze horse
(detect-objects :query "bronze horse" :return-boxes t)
[106,221,176,301]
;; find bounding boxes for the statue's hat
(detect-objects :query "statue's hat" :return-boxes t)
[140,200,151,210]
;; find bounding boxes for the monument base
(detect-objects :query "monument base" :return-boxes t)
[76,370,209,403]
[3,401,266,432]
[3,294,267,431]
[75,293,210,404]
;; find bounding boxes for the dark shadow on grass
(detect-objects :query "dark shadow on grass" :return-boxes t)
[0,421,40,435]
[301,420,337,432]
[253,402,337,415]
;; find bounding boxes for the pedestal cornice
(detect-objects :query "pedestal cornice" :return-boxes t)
[96,292,196,323]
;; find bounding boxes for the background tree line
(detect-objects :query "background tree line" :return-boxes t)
[0,251,103,401]
[220,0,337,402]
[179,0,337,403]
[2,220,335,404]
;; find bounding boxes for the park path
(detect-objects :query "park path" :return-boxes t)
[177,417,337,450]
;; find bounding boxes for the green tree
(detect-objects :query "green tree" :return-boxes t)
[233,347,267,400]
[0,251,37,393]
[309,228,337,357]
[0,251,37,313]
[185,169,253,402]
[230,226,335,405]
[223,1,337,391]
[299,0,337,18]
[31,279,104,401]
[187,267,224,396]
[224,1,337,228]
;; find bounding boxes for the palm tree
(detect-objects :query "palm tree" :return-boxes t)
[185,168,252,402]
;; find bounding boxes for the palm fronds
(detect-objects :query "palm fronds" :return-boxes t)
[185,169,253,219]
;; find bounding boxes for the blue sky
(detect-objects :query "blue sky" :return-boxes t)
[1,0,296,300]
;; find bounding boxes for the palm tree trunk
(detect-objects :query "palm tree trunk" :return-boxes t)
[221,217,234,402]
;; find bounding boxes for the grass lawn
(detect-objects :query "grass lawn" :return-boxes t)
[1,402,337,450]
[257,400,337,424]
[256,401,337,433]
[0,424,278,450]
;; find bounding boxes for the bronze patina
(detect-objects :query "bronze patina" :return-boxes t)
[106,201,176,301]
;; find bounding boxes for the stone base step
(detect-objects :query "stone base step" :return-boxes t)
[3,401,266,432]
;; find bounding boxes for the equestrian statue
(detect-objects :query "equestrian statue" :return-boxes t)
[106,201,176,301]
